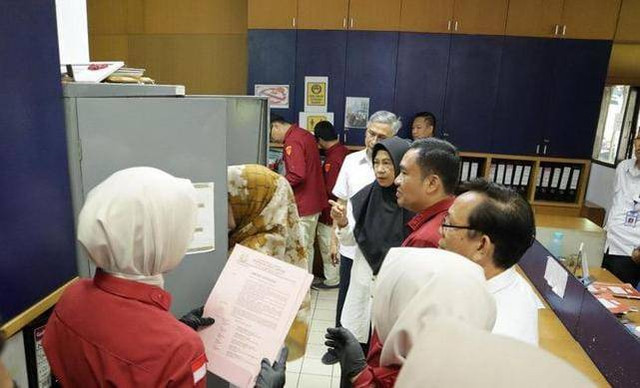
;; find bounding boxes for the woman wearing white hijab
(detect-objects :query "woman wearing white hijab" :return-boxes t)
[325,247,496,387]
[396,319,594,387]
[43,167,214,387]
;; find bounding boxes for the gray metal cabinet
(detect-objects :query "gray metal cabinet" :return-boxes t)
[63,84,229,318]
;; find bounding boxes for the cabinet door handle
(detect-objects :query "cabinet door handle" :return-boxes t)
[350,18,354,28]
[292,17,296,27]
[562,25,566,35]
[536,144,540,154]
[343,18,347,29]
[447,20,452,31]
[554,24,559,35]
[454,21,459,31]
[543,144,548,154]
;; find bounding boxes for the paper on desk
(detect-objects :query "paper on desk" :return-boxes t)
[199,245,313,388]
[544,256,568,298]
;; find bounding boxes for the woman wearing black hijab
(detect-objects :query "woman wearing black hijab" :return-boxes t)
[328,136,413,347]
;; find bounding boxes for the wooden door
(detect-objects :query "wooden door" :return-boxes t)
[452,0,508,35]
[348,0,401,31]
[561,0,621,40]
[295,30,348,131]
[247,30,298,122]
[344,31,399,144]
[394,33,450,138]
[544,39,612,158]
[615,0,640,42]
[248,0,297,29]
[493,36,554,155]
[399,0,454,33]
[505,0,564,38]
[442,35,503,152]
[297,0,349,30]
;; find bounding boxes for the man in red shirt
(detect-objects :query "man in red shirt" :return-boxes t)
[313,121,349,289]
[395,138,460,247]
[271,114,328,273]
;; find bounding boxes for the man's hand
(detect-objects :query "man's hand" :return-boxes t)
[179,306,215,331]
[329,200,348,228]
[632,247,640,265]
[330,224,340,266]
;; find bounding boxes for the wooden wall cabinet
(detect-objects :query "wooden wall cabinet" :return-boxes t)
[561,0,621,40]
[505,0,563,38]
[400,0,454,33]
[297,0,349,30]
[248,0,297,29]
[507,0,620,40]
[615,0,640,42]
[452,0,508,36]
[400,0,507,35]
[348,0,401,31]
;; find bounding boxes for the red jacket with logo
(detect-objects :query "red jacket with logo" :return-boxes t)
[320,143,349,225]
[43,270,207,387]
[283,124,328,216]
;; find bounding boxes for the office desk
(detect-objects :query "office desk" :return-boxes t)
[519,241,640,386]
[586,267,640,327]
[517,266,609,386]
[535,214,605,267]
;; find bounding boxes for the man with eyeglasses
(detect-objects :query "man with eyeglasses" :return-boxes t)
[438,178,541,346]
[395,138,459,248]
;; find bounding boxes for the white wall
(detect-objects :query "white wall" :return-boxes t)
[585,162,617,216]
[55,0,89,67]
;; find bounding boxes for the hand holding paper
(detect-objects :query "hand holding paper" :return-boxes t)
[198,245,312,388]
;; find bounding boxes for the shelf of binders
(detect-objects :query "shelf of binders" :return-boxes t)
[268,145,590,212]
[532,159,590,206]
[461,152,591,212]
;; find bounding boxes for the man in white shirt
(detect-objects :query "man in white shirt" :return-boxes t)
[322,110,401,364]
[603,133,640,286]
[438,179,541,346]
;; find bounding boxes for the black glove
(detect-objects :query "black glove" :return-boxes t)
[255,347,288,388]
[179,306,215,331]
[325,327,367,380]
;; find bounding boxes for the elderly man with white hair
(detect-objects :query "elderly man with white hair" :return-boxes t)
[322,110,402,365]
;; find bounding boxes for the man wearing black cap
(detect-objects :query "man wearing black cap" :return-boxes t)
[314,121,349,289]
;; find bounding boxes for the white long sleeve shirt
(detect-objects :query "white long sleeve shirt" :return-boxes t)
[605,158,640,256]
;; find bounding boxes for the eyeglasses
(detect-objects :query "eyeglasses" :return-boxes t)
[441,215,478,234]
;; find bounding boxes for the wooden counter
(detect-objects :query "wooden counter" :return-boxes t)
[516,266,610,387]
[535,214,604,233]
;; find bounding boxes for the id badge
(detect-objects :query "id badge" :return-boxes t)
[624,210,639,227]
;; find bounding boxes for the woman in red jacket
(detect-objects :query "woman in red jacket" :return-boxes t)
[326,248,497,387]
[43,167,214,387]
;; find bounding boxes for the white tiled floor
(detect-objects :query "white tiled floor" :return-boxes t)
[286,287,342,388]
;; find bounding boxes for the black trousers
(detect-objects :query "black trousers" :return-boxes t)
[602,252,640,286]
[336,255,353,327]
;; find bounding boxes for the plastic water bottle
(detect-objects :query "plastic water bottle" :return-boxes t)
[549,231,564,258]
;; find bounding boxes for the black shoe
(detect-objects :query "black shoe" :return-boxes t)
[313,283,340,290]
[312,278,325,287]
[321,349,339,365]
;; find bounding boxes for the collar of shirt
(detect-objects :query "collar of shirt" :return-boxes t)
[624,158,640,178]
[407,196,455,231]
[486,266,517,294]
[94,269,172,311]
[352,149,371,165]
[325,143,342,156]
[284,123,301,142]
